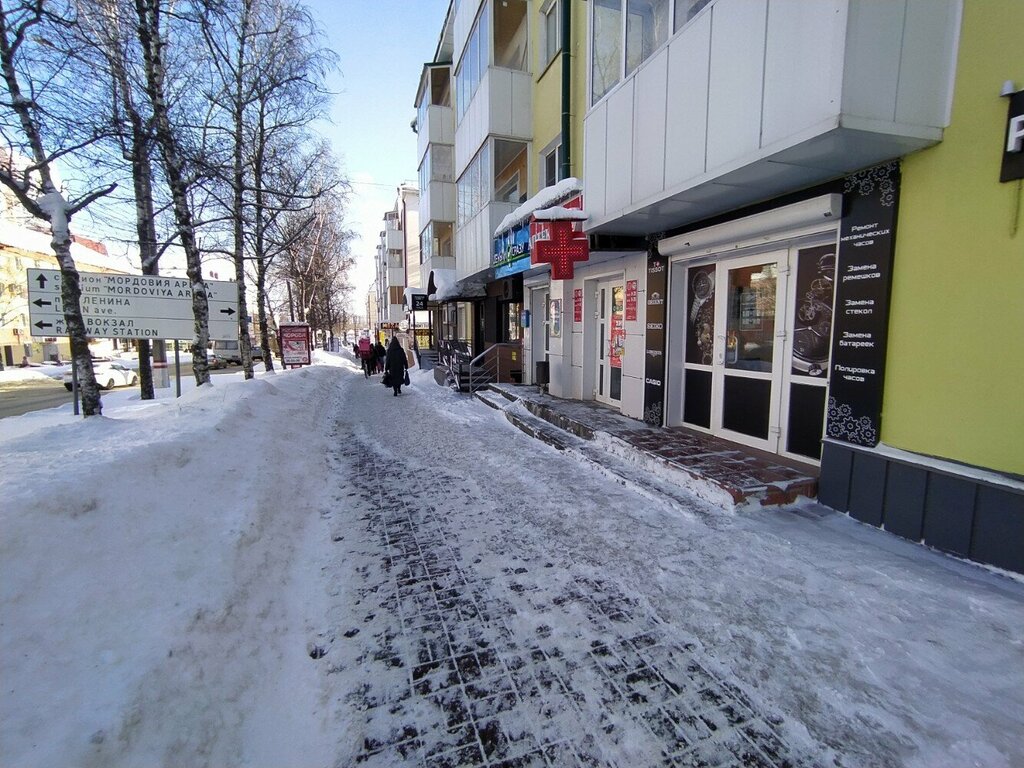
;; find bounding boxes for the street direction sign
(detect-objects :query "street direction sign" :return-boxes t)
[26,268,240,341]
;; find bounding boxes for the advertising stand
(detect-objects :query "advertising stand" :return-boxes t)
[279,322,312,368]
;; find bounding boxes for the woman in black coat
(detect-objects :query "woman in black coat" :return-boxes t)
[384,337,408,396]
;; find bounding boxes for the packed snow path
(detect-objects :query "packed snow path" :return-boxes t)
[2,353,1022,767]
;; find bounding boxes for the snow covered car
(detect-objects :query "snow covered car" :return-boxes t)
[62,359,139,391]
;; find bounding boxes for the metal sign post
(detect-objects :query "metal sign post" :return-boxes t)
[174,340,181,398]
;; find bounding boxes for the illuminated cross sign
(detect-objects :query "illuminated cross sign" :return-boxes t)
[530,219,589,280]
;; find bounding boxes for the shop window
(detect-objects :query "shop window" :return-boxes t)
[591,0,622,104]
[502,301,522,342]
[626,0,668,76]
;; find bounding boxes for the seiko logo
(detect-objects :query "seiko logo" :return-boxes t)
[646,322,663,330]
[646,349,663,358]
[645,377,662,386]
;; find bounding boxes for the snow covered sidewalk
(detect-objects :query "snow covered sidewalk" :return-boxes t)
[1,353,1023,767]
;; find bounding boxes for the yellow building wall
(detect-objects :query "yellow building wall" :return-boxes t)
[882,0,1024,475]
[531,1,587,193]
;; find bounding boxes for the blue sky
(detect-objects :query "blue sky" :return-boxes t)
[304,0,451,311]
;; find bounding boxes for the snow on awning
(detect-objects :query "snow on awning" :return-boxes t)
[428,268,487,302]
[403,286,427,307]
[532,206,588,222]
[493,177,584,237]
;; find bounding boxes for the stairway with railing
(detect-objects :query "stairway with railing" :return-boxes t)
[436,340,522,392]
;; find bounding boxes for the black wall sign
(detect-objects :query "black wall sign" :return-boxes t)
[1001,89,1024,182]
[643,247,668,425]
[826,162,900,447]
[411,294,428,311]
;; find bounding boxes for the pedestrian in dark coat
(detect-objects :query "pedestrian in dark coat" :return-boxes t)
[374,340,387,373]
[384,337,408,396]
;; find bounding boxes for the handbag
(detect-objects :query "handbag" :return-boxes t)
[403,370,410,386]
[382,370,391,387]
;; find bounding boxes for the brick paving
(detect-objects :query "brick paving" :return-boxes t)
[330,433,831,768]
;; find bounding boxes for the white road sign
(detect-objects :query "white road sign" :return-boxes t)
[26,269,240,341]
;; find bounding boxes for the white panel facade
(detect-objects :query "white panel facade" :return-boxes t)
[583,103,609,222]
[664,13,711,188]
[841,0,905,122]
[509,70,532,138]
[761,0,845,149]
[631,49,669,204]
[706,0,767,171]
[419,104,455,163]
[605,81,635,214]
[487,68,513,137]
[895,0,961,127]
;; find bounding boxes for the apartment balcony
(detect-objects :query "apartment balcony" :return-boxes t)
[418,104,455,164]
[421,180,456,225]
[385,228,404,251]
[387,265,405,288]
[455,67,532,176]
[455,200,516,281]
[583,0,961,235]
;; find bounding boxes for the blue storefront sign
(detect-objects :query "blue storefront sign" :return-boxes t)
[492,222,531,278]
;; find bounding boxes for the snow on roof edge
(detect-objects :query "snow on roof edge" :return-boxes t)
[493,177,583,237]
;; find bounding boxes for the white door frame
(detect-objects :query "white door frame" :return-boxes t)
[594,276,624,406]
[709,250,789,453]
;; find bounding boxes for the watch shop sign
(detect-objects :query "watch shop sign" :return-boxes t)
[1001,88,1024,182]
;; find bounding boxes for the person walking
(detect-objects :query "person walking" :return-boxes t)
[384,336,409,396]
[373,339,387,374]
[358,335,374,378]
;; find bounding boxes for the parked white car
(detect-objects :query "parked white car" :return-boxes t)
[62,358,139,391]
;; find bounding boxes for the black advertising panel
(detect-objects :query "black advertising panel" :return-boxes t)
[411,294,428,311]
[1001,89,1024,183]
[826,162,900,447]
[643,248,668,425]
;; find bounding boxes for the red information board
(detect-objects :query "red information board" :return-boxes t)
[625,280,638,321]
[279,322,312,367]
[573,288,583,323]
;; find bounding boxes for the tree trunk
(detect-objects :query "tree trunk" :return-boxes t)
[134,0,210,385]
[52,234,102,415]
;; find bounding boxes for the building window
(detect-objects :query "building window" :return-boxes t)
[541,0,560,67]
[457,142,491,228]
[494,139,527,204]
[626,0,668,76]
[591,0,622,105]
[674,0,712,32]
[456,3,490,122]
[543,143,563,187]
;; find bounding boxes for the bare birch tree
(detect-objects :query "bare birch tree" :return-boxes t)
[131,0,212,384]
[0,0,116,416]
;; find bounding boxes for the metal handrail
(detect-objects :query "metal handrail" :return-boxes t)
[466,342,521,393]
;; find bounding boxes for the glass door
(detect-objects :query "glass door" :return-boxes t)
[711,251,787,452]
[596,279,624,405]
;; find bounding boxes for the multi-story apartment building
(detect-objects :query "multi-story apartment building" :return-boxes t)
[374,185,420,336]
[416,0,590,378]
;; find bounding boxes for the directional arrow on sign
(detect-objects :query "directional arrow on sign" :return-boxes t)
[34,320,52,330]
[220,307,236,316]
[36,274,47,288]
[32,298,52,307]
